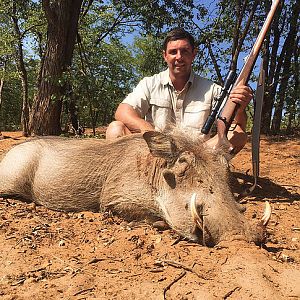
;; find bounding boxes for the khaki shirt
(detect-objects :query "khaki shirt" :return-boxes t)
[122,69,221,137]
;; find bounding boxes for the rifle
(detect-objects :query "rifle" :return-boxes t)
[202,0,281,157]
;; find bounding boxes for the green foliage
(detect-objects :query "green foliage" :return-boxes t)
[112,0,194,34]
[0,74,22,130]
[0,0,43,130]
[69,22,138,127]
[79,43,135,125]
[133,34,165,77]
[0,0,298,135]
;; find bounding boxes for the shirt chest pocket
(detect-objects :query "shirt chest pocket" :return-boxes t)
[183,103,211,129]
[147,98,173,130]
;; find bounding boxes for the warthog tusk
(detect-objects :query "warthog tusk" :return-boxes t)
[261,201,271,226]
[190,193,203,230]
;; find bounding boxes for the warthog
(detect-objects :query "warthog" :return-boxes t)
[0,131,270,246]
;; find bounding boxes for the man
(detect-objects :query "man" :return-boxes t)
[106,28,252,154]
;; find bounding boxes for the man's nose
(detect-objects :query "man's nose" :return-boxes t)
[175,50,182,59]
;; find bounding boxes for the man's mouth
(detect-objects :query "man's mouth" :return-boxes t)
[175,64,185,69]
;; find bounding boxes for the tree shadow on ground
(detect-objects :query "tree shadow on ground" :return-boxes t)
[231,172,300,203]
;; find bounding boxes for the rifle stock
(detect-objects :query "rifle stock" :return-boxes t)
[204,0,281,157]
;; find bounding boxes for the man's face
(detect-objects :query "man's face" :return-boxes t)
[163,39,197,77]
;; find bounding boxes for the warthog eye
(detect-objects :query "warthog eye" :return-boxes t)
[178,152,195,166]
[178,157,188,164]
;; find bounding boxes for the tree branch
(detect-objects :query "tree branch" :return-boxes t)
[81,0,94,19]
[231,0,259,72]
[96,7,128,45]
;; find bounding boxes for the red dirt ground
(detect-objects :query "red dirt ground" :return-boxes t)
[0,131,299,300]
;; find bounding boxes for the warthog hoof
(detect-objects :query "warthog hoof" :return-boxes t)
[152,220,170,231]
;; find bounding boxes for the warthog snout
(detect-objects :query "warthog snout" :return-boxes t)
[190,192,272,246]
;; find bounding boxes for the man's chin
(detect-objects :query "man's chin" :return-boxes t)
[173,67,190,76]
[175,66,185,70]
[173,67,185,73]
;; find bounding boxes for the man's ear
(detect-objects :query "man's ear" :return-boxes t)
[192,47,198,60]
[162,50,167,62]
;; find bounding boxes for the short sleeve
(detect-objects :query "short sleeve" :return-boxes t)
[122,77,151,118]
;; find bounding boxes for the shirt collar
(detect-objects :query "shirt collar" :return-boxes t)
[161,69,171,86]
[161,69,195,86]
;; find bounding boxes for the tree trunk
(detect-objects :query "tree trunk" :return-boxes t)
[287,36,300,133]
[67,83,81,134]
[230,0,259,73]
[271,0,300,133]
[11,3,30,137]
[0,59,6,138]
[29,0,83,135]
[0,59,6,112]
[261,0,284,134]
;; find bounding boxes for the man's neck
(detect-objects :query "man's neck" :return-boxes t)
[169,72,190,92]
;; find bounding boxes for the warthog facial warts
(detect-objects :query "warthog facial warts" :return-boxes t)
[0,131,270,246]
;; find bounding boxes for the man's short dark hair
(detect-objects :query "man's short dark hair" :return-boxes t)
[163,28,196,51]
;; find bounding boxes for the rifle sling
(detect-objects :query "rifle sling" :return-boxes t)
[240,62,265,198]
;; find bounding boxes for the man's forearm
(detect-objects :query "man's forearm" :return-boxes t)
[115,103,154,133]
[126,119,154,133]
[227,109,248,153]
[233,109,247,132]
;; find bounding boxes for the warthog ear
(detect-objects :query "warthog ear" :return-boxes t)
[143,131,179,160]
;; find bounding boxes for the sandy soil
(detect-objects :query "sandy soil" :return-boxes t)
[0,131,299,300]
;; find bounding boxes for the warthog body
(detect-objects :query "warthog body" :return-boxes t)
[0,131,269,246]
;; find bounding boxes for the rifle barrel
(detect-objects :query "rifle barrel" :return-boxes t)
[217,0,281,138]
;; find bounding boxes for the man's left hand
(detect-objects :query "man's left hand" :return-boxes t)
[229,85,253,111]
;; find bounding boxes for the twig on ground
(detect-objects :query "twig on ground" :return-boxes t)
[163,270,186,300]
[11,277,26,286]
[223,286,241,299]
[73,287,95,296]
[219,255,228,265]
[268,264,279,273]
[88,257,106,264]
[171,236,182,245]
[155,259,210,280]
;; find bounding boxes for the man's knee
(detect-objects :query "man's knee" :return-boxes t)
[106,121,129,139]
